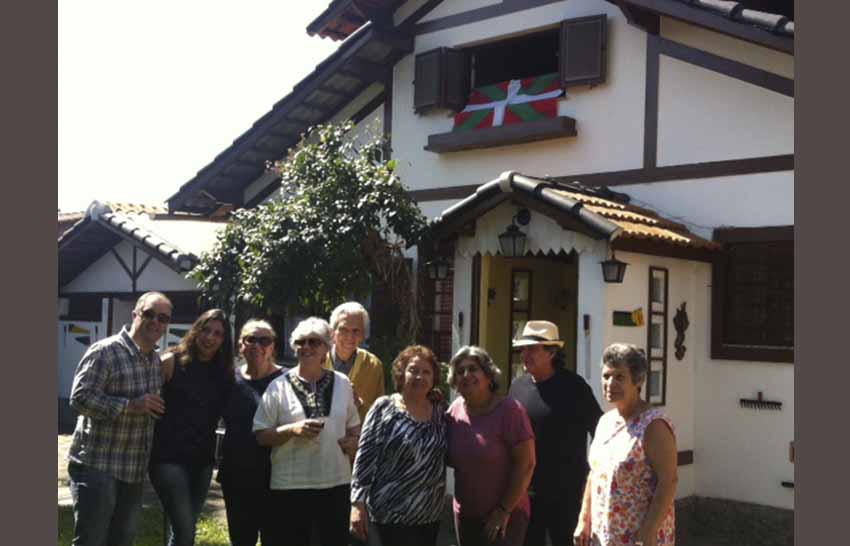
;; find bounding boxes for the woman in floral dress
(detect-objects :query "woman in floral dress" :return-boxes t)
[573,343,678,546]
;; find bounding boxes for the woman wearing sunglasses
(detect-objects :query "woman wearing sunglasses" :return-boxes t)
[253,317,361,546]
[216,319,283,546]
[148,309,235,546]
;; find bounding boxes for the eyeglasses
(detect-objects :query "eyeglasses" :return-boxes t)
[141,309,171,324]
[294,337,324,348]
[243,335,274,347]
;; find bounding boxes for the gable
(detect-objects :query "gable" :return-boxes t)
[61,241,199,294]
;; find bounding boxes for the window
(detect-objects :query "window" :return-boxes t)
[711,227,794,362]
[645,267,668,406]
[414,15,607,114]
[472,30,559,88]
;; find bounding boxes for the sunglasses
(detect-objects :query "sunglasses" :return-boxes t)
[243,335,274,347]
[141,309,171,324]
[293,337,324,348]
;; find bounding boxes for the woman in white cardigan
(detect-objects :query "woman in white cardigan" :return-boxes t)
[253,317,361,546]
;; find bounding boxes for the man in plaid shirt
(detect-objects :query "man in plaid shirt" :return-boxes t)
[67,291,172,546]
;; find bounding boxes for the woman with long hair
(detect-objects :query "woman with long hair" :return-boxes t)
[148,308,235,546]
[216,319,283,546]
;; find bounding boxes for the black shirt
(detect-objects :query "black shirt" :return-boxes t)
[150,358,231,466]
[508,368,603,501]
[216,367,284,489]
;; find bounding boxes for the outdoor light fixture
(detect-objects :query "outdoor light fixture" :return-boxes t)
[425,256,450,280]
[600,249,628,283]
[498,208,531,257]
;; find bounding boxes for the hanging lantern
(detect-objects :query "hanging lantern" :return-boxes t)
[601,250,628,283]
[425,257,450,280]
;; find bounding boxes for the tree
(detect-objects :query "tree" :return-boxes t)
[191,122,429,346]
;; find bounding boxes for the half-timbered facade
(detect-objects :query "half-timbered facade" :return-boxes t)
[164,0,794,526]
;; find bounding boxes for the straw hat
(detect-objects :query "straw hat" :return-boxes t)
[512,320,565,348]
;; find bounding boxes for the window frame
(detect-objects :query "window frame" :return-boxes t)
[711,226,794,363]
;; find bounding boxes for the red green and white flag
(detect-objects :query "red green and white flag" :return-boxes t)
[453,73,564,131]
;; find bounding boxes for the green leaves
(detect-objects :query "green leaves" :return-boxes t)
[190,121,428,322]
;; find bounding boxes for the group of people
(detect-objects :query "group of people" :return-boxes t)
[67,291,678,546]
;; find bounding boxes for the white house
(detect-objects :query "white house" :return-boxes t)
[57,201,227,426]
[165,0,794,540]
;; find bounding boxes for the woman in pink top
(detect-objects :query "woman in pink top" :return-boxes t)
[574,343,678,546]
[446,346,536,546]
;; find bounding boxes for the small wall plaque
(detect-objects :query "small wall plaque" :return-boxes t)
[613,308,644,326]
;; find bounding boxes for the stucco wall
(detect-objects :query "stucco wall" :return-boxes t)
[657,55,793,166]
[393,0,646,192]
[601,251,793,508]
[620,171,794,239]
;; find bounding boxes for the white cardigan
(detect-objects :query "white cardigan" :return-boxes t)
[253,368,360,490]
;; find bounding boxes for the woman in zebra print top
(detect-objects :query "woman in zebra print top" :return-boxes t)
[350,345,448,546]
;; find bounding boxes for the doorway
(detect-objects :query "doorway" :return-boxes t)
[475,251,578,390]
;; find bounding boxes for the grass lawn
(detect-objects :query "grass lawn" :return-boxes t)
[58,505,232,546]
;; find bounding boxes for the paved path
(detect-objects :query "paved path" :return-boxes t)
[58,434,227,522]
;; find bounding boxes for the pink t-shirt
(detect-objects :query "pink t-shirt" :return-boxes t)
[447,396,535,519]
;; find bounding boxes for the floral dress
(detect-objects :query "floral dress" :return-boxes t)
[588,408,675,546]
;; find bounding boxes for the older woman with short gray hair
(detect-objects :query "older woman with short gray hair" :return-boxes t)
[574,342,678,546]
[446,345,536,546]
[253,317,361,546]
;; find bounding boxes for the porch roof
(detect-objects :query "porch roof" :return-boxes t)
[431,171,719,258]
[58,202,226,287]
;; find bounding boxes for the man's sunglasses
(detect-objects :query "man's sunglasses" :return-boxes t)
[243,335,274,347]
[141,309,171,324]
[293,337,324,348]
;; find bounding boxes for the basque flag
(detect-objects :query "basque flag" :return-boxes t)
[453,73,564,131]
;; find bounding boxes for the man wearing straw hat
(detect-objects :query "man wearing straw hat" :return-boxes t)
[508,320,603,546]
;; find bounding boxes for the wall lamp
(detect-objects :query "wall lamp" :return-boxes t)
[498,208,531,257]
[600,249,628,283]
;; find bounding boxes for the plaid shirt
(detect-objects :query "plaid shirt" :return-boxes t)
[68,327,163,483]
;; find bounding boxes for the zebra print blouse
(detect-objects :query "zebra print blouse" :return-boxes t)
[351,394,448,525]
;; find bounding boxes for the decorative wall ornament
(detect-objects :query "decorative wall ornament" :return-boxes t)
[739,391,783,410]
[673,302,689,360]
[612,308,644,326]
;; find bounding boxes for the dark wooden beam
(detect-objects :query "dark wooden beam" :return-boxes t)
[645,34,659,169]
[110,248,134,281]
[613,0,793,54]
[714,225,793,243]
[616,1,660,33]
[613,237,718,262]
[658,37,794,97]
[370,28,414,54]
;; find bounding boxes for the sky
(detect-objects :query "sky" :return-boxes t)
[58,1,340,213]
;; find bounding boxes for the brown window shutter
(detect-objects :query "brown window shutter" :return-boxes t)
[443,48,469,112]
[414,48,444,113]
[560,14,607,88]
[414,47,468,114]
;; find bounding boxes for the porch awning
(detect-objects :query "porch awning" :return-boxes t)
[430,171,720,258]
